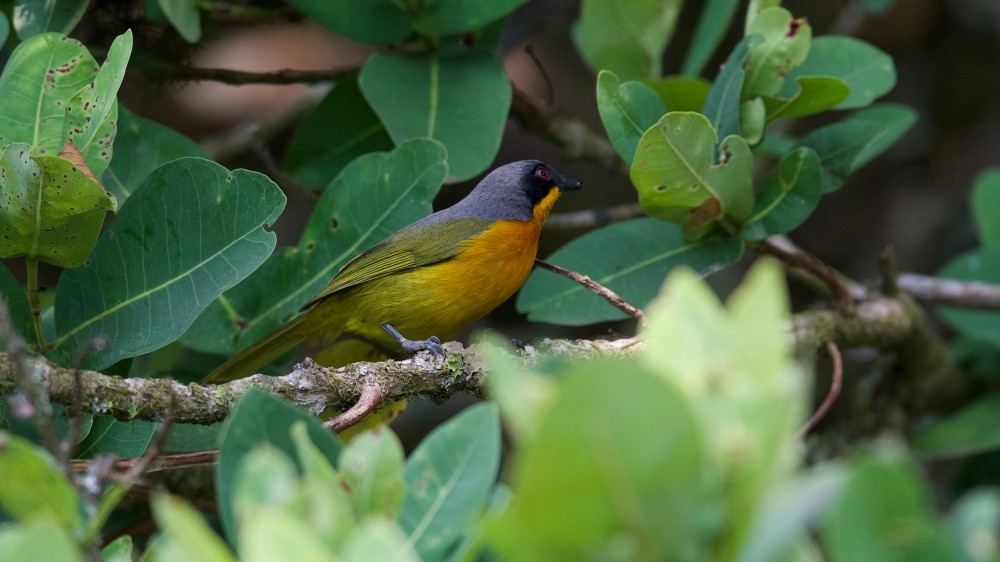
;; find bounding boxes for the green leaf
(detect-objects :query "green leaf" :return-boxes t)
[182,139,446,354]
[632,112,754,225]
[360,49,510,181]
[821,452,963,561]
[232,445,299,518]
[740,147,822,240]
[0,33,98,154]
[342,519,421,562]
[572,0,682,80]
[762,76,851,122]
[73,417,156,459]
[63,30,132,176]
[399,403,501,562]
[216,389,343,543]
[973,169,1000,248]
[52,158,285,369]
[702,36,754,142]
[645,76,711,112]
[0,144,116,268]
[239,508,338,562]
[156,0,201,43]
[494,360,702,560]
[0,432,82,531]
[0,519,82,562]
[284,75,393,189]
[937,249,1000,348]
[794,104,917,194]
[911,395,1000,458]
[596,70,665,165]
[12,0,88,39]
[101,535,133,562]
[949,488,1000,562]
[780,35,896,109]
[164,423,222,454]
[741,97,766,144]
[339,428,406,519]
[846,103,917,169]
[0,263,34,345]
[411,0,527,37]
[517,218,744,326]
[743,8,812,98]
[0,12,9,49]
[289,422,355,550]
[681,0,742,76]
[287,0,410,45]
[861,0,897,14]
[151,493,236,562]
[101,103,209,202]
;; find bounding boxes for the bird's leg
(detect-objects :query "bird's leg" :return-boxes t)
[381,323,446,359]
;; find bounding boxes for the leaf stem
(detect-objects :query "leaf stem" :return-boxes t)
[25,257,48,350]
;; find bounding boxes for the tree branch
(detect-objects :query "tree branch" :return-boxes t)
[0,294,972,426]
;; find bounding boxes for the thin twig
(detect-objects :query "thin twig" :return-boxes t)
[70,450,218,474]
[894,274,1000,309]
[756,239,855,313]
[545,201,646,230]
[325,380,384,432]
[879,246,900,297]
[134,53,356,85]
[797,342,844,437]
[533,258,646,321]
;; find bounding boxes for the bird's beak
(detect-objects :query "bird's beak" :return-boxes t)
[555,172,582,192]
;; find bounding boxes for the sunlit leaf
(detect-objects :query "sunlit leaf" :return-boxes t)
[572,0,681,80]
[743,8,812,98]
[780,35,896,109]
[0,432,82,532]
[596,70,665,164]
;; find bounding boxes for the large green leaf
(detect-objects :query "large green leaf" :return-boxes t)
[681,0,742,77]
[740,147,822,240]
[632,112,754,227]
[216,389,343,543]
[360,50,510,181]
[151,493,236,562]
[742,8,812,98]
[52,158,286,369]
[182,139,446,354]
[156,0,201,43]
[0,263,35,344]
[411,0,527,37]
[0,12,9,49]
[0,519,82,562]
[780,35,896,109]
[821,453,963,561]
[74,417,156,459]
[493,360,702,560]
[762,76,851,122]
[517,218,744,326]
[702,36,753,142]
[572,0,681,80]
[283,75,393,190]
[62,30,133,176]
[100,103,209,202]
[338,429,406,519]
[12,0,88,39]
[342,519,420,562]
[287,0,410,45]
[399,403,501,562]
[937,249,1000,348]
[972,168,1000,248]
[0,33,98,155]
[645,76,711,112]
[911,395,1000,457]
[0,144,116,268]
[0,432,82,532]
[596,70,665,165]
[795,104,916,193]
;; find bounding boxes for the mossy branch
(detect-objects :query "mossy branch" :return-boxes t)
[0,295,968,426]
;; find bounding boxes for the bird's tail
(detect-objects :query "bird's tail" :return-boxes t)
[202,314,311,384]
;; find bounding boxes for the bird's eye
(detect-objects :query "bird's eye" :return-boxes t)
[534,166,550,181]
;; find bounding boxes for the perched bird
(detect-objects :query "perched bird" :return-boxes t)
[204,159,581,384]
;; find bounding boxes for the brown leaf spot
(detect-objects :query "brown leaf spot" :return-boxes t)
[688,197,722,228]
[787,18,804,37]
[59,140,101,185]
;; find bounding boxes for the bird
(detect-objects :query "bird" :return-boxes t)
[203,159,582,384]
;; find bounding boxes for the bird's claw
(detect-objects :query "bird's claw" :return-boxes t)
[381,323,446,360]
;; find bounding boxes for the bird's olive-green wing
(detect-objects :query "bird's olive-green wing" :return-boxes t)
[301,217,492,310]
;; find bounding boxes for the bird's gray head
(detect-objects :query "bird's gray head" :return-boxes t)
[449,160,582,222]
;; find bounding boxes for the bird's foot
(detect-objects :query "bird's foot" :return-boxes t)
[381,323,446,360]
